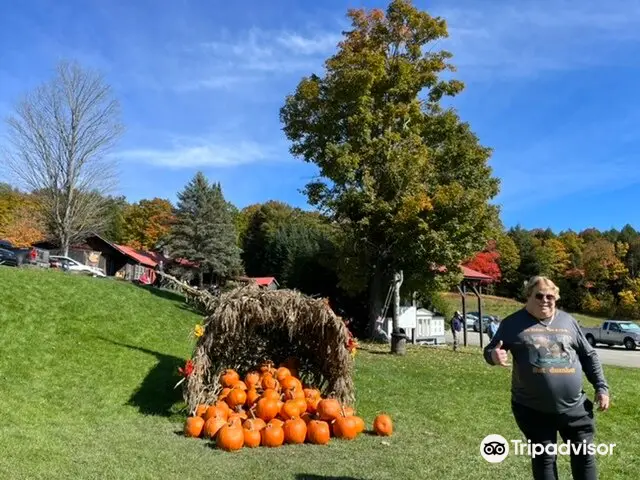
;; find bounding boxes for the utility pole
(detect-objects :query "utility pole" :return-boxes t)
[391,270,406,355]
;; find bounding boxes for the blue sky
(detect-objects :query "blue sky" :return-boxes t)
[2,0,640,234]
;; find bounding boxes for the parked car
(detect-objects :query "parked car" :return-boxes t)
[464,311,497,332]
[473,314,498,333]
[0,248,18,267]
[582,320,640,350]
[462,314,476,329]
[49,255,106,277]
[0,239,50,267]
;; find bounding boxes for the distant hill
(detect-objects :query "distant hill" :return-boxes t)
[441,292,604,327]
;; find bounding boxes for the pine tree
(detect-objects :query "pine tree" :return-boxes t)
[168,172,243,287]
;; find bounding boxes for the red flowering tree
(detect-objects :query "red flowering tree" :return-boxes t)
[464,250,502,283]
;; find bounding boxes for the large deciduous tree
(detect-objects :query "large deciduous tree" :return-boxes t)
[3,60,124,255]
[121,198,174,250]
[280,0,500,334]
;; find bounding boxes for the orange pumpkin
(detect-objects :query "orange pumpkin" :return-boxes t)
[280,400,303,420]
[203,405,227,422]
[195,404,208,417]
[268,418,285,429]
[245,371,260,388]
[306,397,320,414]
[228,411,247,427]
[184,416,205,438]
[280,375,300,391]
[283,417,307,444]
[292,397,307,414]
[261,373,279,390]
[243,425,262,448]
[225,388,247,409]
[283,387,305,401]
[373,414,393,436]
[343,406,355,417]
[243,417,266,431]
[306,420,331,445]
[203,417,227,439]
[261,423,285,447]
[353,416,365,434]
[233,381,248,391]
[216,422,244,451]
[333,415,358,440]
[261,388,281,401]
[256,397,280,422]
[275,367,291,383]
[303,388,321,399]
[220,369,240,388]
[245,388,260,407]
[317,398,342,422]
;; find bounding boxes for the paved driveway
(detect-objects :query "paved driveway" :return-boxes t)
[444,330,640,368]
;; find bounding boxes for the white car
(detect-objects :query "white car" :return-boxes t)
[49,255,106,277]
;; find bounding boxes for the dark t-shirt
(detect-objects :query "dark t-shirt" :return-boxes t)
[483,308,609,413]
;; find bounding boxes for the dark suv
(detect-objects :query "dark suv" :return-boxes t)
[0,247,18,267]
[0,240,50,267]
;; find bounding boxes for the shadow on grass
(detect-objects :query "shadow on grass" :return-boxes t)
[131,282,205,316]
[295,475,368,480]
[98,337,186,418]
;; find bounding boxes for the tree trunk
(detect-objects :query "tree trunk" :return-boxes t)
[198,270,204,289]
[61,232,70,257]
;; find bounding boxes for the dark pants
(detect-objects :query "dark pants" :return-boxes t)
[511,398,597,480]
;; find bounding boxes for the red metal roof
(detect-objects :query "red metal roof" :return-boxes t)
[431,263,494,282]
[114,244,159,268]
[237,276,278,286]
[461,265,494,281]
[253,277,277,286]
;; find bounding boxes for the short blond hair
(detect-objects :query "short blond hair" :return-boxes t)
[525,276,560,300]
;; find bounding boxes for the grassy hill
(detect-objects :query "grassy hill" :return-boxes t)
[1,267,638,479]
[442,292,606,327]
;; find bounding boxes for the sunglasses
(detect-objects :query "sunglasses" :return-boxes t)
[535,293,556,301]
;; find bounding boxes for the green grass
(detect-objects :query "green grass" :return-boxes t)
[1,267,639,479]
[443,292,607,327]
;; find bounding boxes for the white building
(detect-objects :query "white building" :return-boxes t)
[383,306,446,345]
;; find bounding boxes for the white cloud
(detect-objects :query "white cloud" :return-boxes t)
[275,32,343,55]
[118,136,283,168]
[432,0,640,79]
[188,28,340,88]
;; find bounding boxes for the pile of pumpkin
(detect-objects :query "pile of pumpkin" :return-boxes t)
[183,360,393,451]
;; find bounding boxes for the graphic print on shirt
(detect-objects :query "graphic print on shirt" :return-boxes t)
[522,327,577,374]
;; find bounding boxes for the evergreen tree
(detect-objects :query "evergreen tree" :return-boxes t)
[168,172,242,286]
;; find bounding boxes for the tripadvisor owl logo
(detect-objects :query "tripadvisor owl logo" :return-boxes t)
[480,434,509,463]
[480,434,617,463]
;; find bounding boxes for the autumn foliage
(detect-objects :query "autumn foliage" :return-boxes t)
[120,198,175,250]
[0,186,46,247]
[464,251,501,283]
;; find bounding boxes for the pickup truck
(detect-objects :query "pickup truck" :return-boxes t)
[582,320,640,350]
[0,239,50,268]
